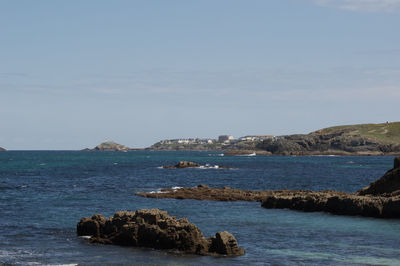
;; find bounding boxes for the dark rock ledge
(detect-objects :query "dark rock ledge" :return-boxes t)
[137,157,400,218]
[163,161,231,169]
[77,209,245,256]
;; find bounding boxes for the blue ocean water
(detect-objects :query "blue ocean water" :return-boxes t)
[0,151,399,265]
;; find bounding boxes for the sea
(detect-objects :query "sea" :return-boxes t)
[0,151,399,265]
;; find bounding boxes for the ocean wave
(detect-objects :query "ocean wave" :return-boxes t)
[0,249,41,265]
[235,152,256,157]
[199,164,220,169]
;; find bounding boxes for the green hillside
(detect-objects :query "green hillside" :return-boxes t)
[314,122,400,143]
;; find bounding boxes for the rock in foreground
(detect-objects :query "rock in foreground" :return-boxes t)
[77,209,244,256]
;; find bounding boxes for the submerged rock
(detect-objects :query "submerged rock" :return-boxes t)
[77,209,245,256]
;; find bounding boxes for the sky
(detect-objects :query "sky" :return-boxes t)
[1,0,400,150]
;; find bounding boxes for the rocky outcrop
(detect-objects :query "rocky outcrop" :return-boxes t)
[0,147,6,151]
[84,141,131,151]
[357,157,400,196]
[77,209,244,256]
[138,186,400,219]
[137,184,272,201]
[163,161,230,169]
[137,158,400,218]
[163,161,200,168]
[261,190,400,218]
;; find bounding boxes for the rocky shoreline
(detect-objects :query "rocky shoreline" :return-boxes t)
[0,147,6,151]
[77,209,245,256]
[137,157,400,218]
[78,157,400,257]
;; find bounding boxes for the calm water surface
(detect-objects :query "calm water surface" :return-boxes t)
[0,151,399,265]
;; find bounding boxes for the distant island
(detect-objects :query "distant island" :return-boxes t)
[148,122,400,156]
[82,141,133,151]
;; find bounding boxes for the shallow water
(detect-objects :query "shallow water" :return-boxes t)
[0,151,399,265]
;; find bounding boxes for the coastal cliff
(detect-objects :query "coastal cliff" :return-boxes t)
[0,147,6,151]
[256,122,400,155]
[137,157,400,218]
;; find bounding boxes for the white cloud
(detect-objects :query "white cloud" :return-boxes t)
[313,0,400,12]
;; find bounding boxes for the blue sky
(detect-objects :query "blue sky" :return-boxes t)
[1,0,400,149]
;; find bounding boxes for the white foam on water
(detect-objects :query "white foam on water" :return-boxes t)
[149,186,183,193]
[0,249,40,265]
[208,153,224,157]
[149,189,166,194]
[236,152,256,157]
[79,235,92,239]
[51,264,78,266]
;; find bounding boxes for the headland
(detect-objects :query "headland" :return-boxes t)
[147,122,400,156]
